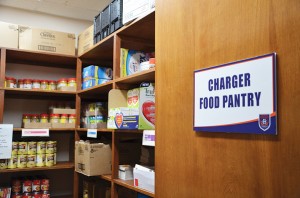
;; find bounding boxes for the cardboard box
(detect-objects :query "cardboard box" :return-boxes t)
[83,65,113,80]
[82,78,110,90]
[24,122,51,129]
[122,0,155,25]
[138,82,155,129]
[60,86,76,92]
[133,164,155,193]
[19,26,75,56]
[52,123,75,128]
[51,108,76,114]
[0,21,18,49]
[107,107,139,129]
[75,141,112,176]
[119,165,134,180]
[78,25,94,56]
[142,130,155,146]
[127,88,139,108]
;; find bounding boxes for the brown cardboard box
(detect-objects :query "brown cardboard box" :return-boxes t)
[24,122,51,129]
[51,123,75,128]
[75,141,112,176]
[0,21,18,49]
[19,26,75,56]
[51,108,76,114]
[78,25,94,56]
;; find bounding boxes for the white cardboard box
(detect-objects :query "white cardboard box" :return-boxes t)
[123,0,155,25]
[133,164,155,193]
[78,25,94,56]
[19,26,76,56]
[0,21,18,49]
[142,130,155,146]
[119,165,134,180]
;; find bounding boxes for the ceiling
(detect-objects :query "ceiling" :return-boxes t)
[0,0,111,21]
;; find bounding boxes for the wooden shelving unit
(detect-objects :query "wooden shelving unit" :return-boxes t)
[114,179,154,197]
[13,128,76,132]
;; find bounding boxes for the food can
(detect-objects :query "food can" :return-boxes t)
[22,192,32,198]
[12,179,22,193]
[18,142,28,154]
[17,155,27,168]
[24,79,33,89]
[45,154,54,167]
[53,141,57,153]
[23,179,32,193]
[46,141,55,154]
[53,153,57,165]
[18,79,24,88]
[0,159,7,169]
[31,114,40,123]
[41,191,50,198]
[28,141,37,155]
[41,179,49,191]
[27,155,36,168]
[36,154,45,167]
[32,179,41,192]
[12,141,19,155]
[7,155,18,169]
[12,192,22,198]
[37,141,46,154]
[33,191,41,198]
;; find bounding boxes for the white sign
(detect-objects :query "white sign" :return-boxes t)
[194,53,277,134]
[22,129,49,137]
[142,130,155,146]
[87,129,97,138]
[0,124,13,159]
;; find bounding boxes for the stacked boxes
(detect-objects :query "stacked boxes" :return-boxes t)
[110,0,123,33]
[0,21,18,49]
[82,65,113,89]
[122,0,155,25]
[78,25,94,56]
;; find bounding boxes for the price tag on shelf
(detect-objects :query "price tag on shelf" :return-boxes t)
[22,129,49,137]
[87,129,97,138]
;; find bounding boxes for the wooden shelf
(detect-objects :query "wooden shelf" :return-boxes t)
[5,48,77,68]
[77,81,113,99]
[100,174,112,182]
[114,129,144,134]
[52,194,73,198]
[13,128,76,132]
[2,88,76,98]
[76,128,113,133]
[115,68,155,84]
[0,161,74,173]
[114,179,154,197]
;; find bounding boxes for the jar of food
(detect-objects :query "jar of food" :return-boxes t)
[40,114,49,123]
[57,78,67,90]
[68,114,76,123]
[31,114,40,123]
[40,80,48,90]
[32,79,41,89]
[48,80,57,90]
[67,78,76,87]
[50,114,60,123]
[5,77,17,88]
[18,79,24,88]
[24,79,33,89]
[22,114,31,127]
[60,114,68,123]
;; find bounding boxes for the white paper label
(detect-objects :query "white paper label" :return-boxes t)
[87,129,97,138]
[0,124,13,159]
[22,129,49,137]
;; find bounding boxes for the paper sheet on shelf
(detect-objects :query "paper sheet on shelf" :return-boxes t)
[0,124,13,159]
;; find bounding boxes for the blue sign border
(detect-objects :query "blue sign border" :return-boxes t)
[193,53,277,135]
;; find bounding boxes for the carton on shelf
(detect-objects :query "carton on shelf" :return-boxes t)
[122,0,155,25]
[133,164,155,193]
[78,25,94,56]
[0,21,18,49]
[51,123,75,128]
[107,107,139,129]
[51,108,76,115]
[75,141,112,176]
[119,165,134,180]
[138,82,155,130]
[82,78,110,90]
[83,65,113,80]
[19,26,76,56]
[23,122,51,129]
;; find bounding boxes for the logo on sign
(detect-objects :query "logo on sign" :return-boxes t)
[258,114,271,131]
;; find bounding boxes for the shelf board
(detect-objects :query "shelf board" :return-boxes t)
[52,195,73,198]
[5,48,77,68]
[114,179,154,197]
[0,161,74,173]
[13,128,75,132]
[76,128,113,133]
[77,81,113,98]
[114,129,144,134]
[115,68,155,85]
[100,174,112,182]
[2,88,76,98]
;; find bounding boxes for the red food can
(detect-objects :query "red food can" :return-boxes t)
[33,191,41,198]
[12,193,22,198]
[41,179,49,191]
[22,192,32,198]
[12,179,22,193]
[41,191,50,198]
[32,179,41,192]
[22,180,32,193]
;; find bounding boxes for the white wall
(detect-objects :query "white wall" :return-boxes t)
[0,5,92,36]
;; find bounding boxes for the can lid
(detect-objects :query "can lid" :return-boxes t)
[40,79,48,83]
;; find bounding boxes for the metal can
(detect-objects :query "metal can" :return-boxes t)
[32,191,41,198]
[22,114,31,128]
[28,141,37,155]
[12,179,22,193]
[18,79,24,88]
[46,141,55,154]
[41,191,50,198]
[18,142,28,155]
[53,141,57,153]
[22,179,32,193]
[0,159,7,169]
[50,114,60,124]
[32,179,41,192]
[53,153,57,165]
[31,114,40,123]
[41,179,49,191]
[26,155,36,168]
[37,141,46,154]
[12,192,22,198]
[45,154,54,167]
[7,155,18,169]
[36,154,45,167]
[12,141,19,155]
[22,192,32,198]
[17,155,27,168]
[24,79,33,89]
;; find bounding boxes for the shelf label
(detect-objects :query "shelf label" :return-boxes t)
[87,129,97,138]
[22,129,49,137]
[0,124,13,159]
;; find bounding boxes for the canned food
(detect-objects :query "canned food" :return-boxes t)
[12,179,22,193]
[46,141,55,154]
[37,141,46,154]
[5,76,17,88]
[36,154,45,167]
[28,141,37,155]
[23,180,32,193]
[0,159,7,169]
[33,191,41,198]
[7,155,18,169]
[45,154,54,167]
[12,141,19,155]
[17,155,27,168]
[41,179,49,191]
[31,114,40,123]
[27,155,36,168]
[18,142,28,154]
[24,79,33,89]
[22,114,31,128]
[32,179,41,192]
[41,191,50,198]
[53,153,57,165]
[22,192,32,198]
[18,79,24,89]
[12,192,22,198]
[53,141,57,153]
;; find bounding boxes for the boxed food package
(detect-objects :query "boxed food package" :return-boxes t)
[82,78,110,90]
[107,107,139,129]
[138,82,155,129]
[75,141,112,176]
[119,165,134,180]
[0,21,18,49]
[122,0,155,25]
[133,164,155,193]
[120,48,152,77]
[83,65,113,80]
[19,26,76,56]
[127,88,139,108]
[78,25,94,56]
